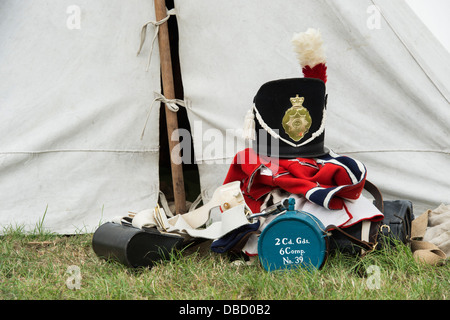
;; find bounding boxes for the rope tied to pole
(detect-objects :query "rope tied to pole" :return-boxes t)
[141,92,187,140]
[137,8,176,71]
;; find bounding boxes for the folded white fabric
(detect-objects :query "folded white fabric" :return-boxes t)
[423,203,450,257]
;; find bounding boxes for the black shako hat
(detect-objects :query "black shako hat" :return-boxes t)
[243,28,329,158]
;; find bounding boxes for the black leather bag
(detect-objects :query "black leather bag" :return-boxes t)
[92,221,185,268]
[327,180,383,255]
[379,199,414,246]
[327,181,414,255]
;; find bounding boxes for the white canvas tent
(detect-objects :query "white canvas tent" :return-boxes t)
[0,0,449,234]
[0,0,162,233]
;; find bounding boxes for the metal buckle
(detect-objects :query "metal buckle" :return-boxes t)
[247,198,289,220]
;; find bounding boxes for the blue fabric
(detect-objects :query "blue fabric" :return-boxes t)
[210,220,260,253]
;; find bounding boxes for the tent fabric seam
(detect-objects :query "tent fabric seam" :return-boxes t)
[371,0,450,103]
[0,149,159,155]
[339,149,450,155]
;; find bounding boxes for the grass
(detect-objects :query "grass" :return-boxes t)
[0,226,448,300]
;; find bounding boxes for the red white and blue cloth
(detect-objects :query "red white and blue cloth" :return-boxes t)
[224,148,370,214]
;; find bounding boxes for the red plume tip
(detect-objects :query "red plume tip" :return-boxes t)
[302,63,327,83]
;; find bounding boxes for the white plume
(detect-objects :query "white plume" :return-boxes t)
[291,28,326,68]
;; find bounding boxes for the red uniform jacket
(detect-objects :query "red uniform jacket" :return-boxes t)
[223,148,367,214]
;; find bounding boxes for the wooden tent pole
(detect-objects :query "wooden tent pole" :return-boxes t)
[154,0,186,214]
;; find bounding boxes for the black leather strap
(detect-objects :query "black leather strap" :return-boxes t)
[363,180,384,213]
[326,224,375,252]
[326,180,383,253]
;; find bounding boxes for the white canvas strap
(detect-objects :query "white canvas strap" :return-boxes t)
[128,204,251,240]
[113,181,254,240]
[360,220,371,255]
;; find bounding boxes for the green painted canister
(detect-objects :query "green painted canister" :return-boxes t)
[258,198,328,271]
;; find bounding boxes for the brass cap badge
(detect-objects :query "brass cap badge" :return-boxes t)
[282,95,312,142]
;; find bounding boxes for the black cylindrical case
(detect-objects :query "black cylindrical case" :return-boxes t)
[92,222,184,268]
